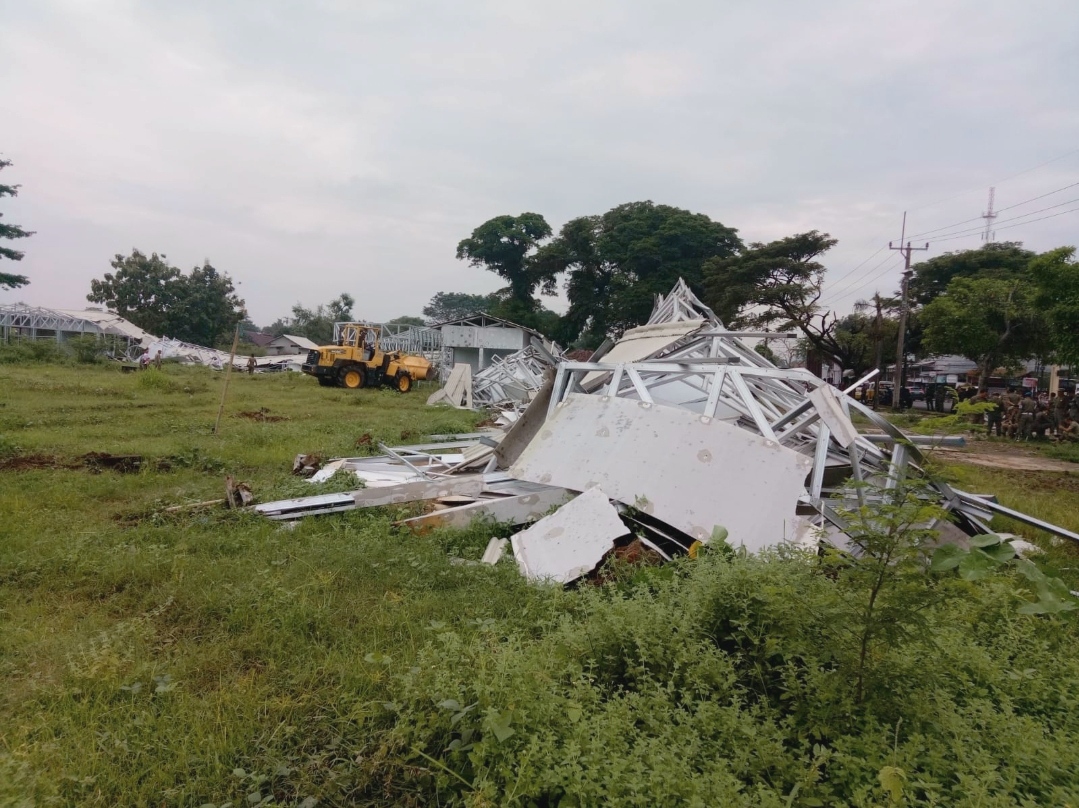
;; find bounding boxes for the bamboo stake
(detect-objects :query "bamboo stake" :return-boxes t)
[213,325,241,435]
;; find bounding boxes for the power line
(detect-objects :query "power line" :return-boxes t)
[902,180,1079,241]
[923,196,1079,244]
[926,206,1079,246]
[827,253,904,307]
[997,180,1079,213]
[825,245,886,288]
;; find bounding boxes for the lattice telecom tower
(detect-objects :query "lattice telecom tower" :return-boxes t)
[981,187,997,242]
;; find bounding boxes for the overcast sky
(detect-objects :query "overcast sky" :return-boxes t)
[2,0,1077,326]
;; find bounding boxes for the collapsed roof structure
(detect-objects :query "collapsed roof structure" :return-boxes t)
[256,279,1079,582]
[0,304,151,358]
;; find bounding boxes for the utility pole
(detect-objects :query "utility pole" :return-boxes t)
[889,212,928,411]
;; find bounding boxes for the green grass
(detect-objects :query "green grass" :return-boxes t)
[2,363,1079,806]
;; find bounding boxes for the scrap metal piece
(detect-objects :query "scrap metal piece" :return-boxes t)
[254,493,356,520]
[493,369,555,469]
[808,385,860,448]
[511,394,813,550]
[352,477,485,507]
[510,488,629,583]
[428,363,473,408]
[395,487,575,534]
[481,537,508,564]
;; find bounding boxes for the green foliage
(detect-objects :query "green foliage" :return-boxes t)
[921,276,1048,387]
[456,213,554,310]
[1029,246,1079,365]
[67,335,106,364]
[703,231,886,372]
[422,291,502,323]
[932,533,1077,614]
[0,339,68,364]
[268,293,354,344]
[542,201,740,343]
[87,250,246,345]
[0,156,34,289]
[385,315,426,327]
[909,242,1035,306]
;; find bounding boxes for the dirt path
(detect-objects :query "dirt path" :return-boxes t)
[932,444,1078,473]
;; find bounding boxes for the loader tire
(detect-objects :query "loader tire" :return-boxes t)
[395,372,413,393]
[340,366,366,389]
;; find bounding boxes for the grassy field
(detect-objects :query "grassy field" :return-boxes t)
[3,361,1079,806]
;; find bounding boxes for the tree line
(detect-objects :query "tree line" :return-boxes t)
[5,148,1077,375]
[447,204,1079,386]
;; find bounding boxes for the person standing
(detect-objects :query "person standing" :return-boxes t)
[986,393,1004,437]
[154,350,163,369]
[1018,393,1037,441]
[247,355,257,375]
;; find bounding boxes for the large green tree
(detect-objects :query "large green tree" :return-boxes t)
[908,242,1034,306]
[0,158,34,290]
[87,250,246,345]
[537,202,741,345]
[920,276,1048,390]
[1029,247,1079,366]
[702,231,883,372]
[422,291,501,323]
[456,214,554,310]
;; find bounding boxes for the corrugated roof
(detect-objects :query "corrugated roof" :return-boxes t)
[276,334,319,350]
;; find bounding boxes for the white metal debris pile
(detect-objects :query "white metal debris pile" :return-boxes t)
[427,339,563,411]
[254,278,1079,585]
[142,337,297,372]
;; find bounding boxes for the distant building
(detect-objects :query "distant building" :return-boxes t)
[245,331,275,349]
[433,313,545,373]
[266,334,319,356]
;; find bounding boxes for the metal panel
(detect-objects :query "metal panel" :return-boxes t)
[511,394,813,550]
[510,488,629,583]
[442,325,526,351]
[396,487,574,534]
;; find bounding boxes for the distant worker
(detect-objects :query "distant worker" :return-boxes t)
[139,350,151,370]
[154,350,163,369]
[1018,393,1037,441]
[934,384,946,413]
[986,393,1004,437]
[1057,416,1079,442]
[247,355,257,374]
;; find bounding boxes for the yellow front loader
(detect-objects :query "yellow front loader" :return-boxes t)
[301,323,434,392]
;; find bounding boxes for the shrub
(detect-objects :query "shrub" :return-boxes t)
[67,335,107,364]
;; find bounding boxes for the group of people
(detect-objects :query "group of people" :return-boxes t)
[981,388,1079,442]
[138,349,163,369]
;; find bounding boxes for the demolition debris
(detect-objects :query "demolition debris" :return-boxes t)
[253,278,1079,585]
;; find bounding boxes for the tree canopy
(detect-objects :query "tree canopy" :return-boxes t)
[269,293,355,344]
[700,231,888,372]
[422,291,501,323]
[87,250,246,346]
[534,201,741,345]
[920,276,1048,389]
[1029,247,1079,366]
[456,213,555,310]
[0,158,34,290]
[908,242,1034,306]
